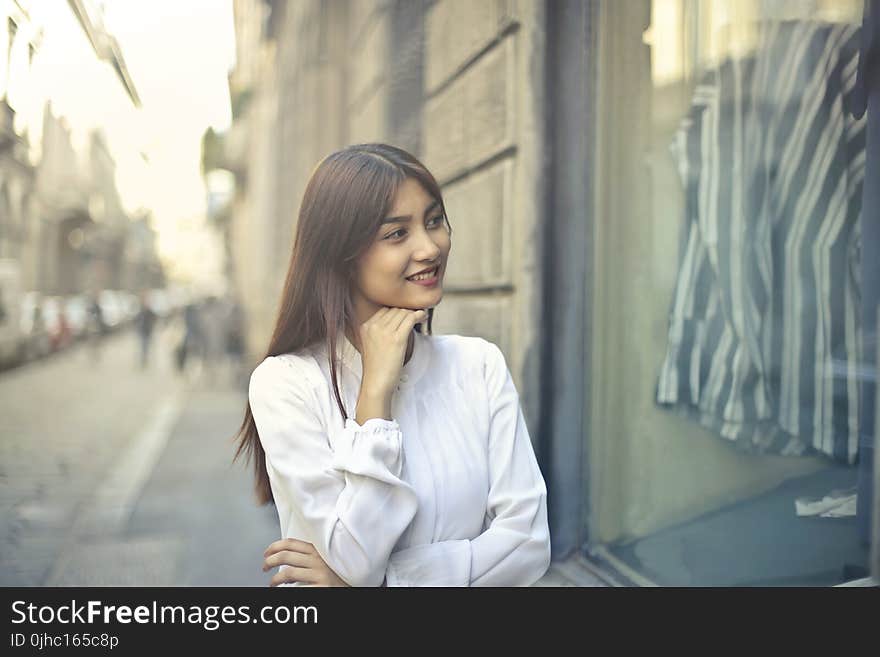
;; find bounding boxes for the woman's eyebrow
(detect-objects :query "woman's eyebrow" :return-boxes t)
[381,200,441,225]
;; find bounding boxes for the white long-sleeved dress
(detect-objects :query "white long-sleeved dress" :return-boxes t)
[247,329,551,587]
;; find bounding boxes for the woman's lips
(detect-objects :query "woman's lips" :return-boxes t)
[406,267,440,287]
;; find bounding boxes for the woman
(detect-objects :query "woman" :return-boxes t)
[235,143,550,587]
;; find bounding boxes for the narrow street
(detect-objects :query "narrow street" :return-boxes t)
[0,318,278,586]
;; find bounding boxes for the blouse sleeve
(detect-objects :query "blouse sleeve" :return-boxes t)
[249,356,419,587]
[384,340,551,587]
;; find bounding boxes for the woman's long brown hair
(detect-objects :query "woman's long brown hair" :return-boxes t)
[233,143,453,505]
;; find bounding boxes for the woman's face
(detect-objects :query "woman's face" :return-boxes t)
[350,177,451,325]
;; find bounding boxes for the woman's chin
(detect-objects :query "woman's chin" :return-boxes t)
[411,289,442,306]
[393,295,442,311]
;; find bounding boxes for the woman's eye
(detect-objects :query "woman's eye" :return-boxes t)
[386,216,444,240]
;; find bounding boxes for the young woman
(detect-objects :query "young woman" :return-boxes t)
[235,143,550,587]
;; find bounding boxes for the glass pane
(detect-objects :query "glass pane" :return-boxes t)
[590,0,874,586]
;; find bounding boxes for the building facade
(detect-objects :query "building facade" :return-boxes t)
[2,1,162,300]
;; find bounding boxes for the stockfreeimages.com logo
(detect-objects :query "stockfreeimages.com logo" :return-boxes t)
[11,600,318,631]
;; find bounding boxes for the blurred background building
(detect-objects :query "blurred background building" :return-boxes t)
[1,0,166,317]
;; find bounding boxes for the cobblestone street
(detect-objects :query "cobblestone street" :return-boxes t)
[0,318,277,586]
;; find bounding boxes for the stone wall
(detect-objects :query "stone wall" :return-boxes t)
[231,0,547,443]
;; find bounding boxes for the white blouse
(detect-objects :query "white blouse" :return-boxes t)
[247,328,551,587]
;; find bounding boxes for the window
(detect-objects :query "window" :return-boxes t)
[587,0,873,586]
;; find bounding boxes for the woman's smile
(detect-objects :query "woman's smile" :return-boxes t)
[406,266,440,286]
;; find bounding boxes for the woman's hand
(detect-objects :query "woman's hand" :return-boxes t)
[354,307,427,425]
[262,538,351,587]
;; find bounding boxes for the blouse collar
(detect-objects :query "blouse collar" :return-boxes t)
[327,327,432,390]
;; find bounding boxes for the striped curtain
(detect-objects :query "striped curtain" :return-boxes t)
[656,21,866,464]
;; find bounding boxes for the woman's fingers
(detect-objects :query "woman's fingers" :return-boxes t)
[364,306,391,328]
[270,566,319,587]
[262,540,326,586]
[375,307,407,331]
[379,307,426,334]
[363,306,426,335]
[263,538,315,558]
[357,306,428,397]
[263,549,314,572]
[397,309,427,335]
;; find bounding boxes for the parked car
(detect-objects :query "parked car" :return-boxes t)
[118,290,139,324]
[19,291,50,361]
[64,295,90,340]
[97,290,124,330]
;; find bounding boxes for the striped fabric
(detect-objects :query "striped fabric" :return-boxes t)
[656,21,866,464]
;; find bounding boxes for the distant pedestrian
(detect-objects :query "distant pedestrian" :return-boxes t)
[86,294,106,363]
[176,301,204,375]
[201,296,226,385]
[135,292,158,369]
[224,295,247,388]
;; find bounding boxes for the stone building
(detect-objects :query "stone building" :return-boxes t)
[34,108,143,295]
[0,98,35,274]
[3,1,162,298]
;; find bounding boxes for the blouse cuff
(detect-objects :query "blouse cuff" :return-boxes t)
[344,417,400,433]
[330,417,405,477]
[385,540,472,587]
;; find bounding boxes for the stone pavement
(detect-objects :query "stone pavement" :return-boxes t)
[0,319,186,585]
[44,380,279,587]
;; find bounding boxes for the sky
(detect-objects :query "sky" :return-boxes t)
[8,0,236,287]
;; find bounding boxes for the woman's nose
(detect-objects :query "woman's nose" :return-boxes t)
[414,232,442,260]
